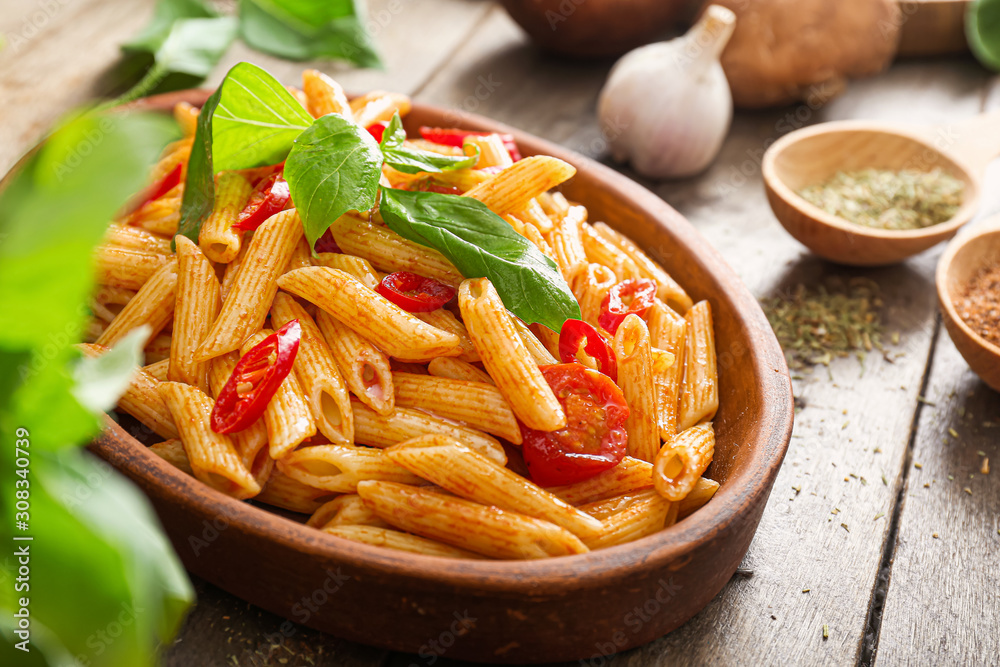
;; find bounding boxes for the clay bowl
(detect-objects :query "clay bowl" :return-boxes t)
[89,89,793,663]
[499,0,694,58]
[936,221,1000,392]
[762,111,1000,266]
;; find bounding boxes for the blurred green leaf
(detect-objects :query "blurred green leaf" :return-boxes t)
[239,0,382,67]
[123,0,221,54]
[969,0,1000,71]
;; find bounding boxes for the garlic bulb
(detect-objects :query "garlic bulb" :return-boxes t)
[597,5,736,179]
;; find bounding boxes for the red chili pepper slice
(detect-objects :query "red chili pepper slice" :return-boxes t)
[314,227,342,254]
[521,364,629,486]
[418,126,522,162]
[124,163,182,215]
[598,278,657,334]
[366,120,390,143]
[210,320,301,434]
[232,172,291,232]
[375,271,456,312]
[558,319,617,382]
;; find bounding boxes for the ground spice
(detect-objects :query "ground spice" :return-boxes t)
[760,277,885,369]
[955,262,1000,347]
[798,168,964,230]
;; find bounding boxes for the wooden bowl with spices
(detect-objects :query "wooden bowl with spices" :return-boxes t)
[762,113,1000,266]
[936,223,1000,392]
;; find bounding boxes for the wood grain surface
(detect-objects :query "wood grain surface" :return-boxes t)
[2,1,998,665]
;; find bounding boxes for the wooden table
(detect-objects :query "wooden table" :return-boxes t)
[3,1,997,665]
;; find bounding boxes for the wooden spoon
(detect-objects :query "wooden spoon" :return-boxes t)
[762,111,1000,266]
[936,219,1000,392]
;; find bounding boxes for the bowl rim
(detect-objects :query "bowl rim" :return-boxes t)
[762,120,979,242]
[935,225,1000,357]
[89,89,794,593]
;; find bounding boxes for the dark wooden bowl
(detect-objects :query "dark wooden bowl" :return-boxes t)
[88,90,793,663]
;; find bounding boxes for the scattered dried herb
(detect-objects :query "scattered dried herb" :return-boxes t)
[761,277,885,369]
[798,168,964,230]
[955,262,1000,347]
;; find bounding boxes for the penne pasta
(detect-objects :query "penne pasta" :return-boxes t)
[104,223,172,255]
[96,259,177,349]
[547,205,588,285]
[463,156,576,215]
[653,423,715,502]
[278,267,463,362]
[143,358,170,381]
[199,171,252,263]
[219,237,249,304]
[328,214,464,287]
[173,102,199,137]
[463,134,512,169]
[386,436,604,538]
[158,381,259,499]
[207,351,271,483]
[678,477,720,519]
[677,300,719,431]
[169,237,220,392]
[582,491,672,550]
[412,308,479,363]
[350,91,411,128]
[307,494,388,529]
[271,293,353,444]
[427,356,494,384]
[149,438,194,475]
[314,252,380,289]
[195,209,304,361]
[510,315,558,365]
[315,309,394,415]
[592,222,693,313]
[392,371,522,444]
[276,444,423,493]
[573,263,618,326]
[547,456,654,505]
[284,235,313,273]
[255,470,334,514]
[323,525,483,559]
[459,278,565,431]
[357,481,589,559]
[125,196,181,236]
[351,399,505,465]
[646,301,687,439]
[90,285,137,323]
[613,314,659,463]
[241,330,317,459]
[581,223,642,283]
[94,245,170,291]
[302,69,353,120]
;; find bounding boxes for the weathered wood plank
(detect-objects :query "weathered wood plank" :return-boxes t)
[417,9,990,664]
[873,324,1000,665]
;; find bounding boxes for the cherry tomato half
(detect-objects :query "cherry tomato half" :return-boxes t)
[521,364,629,486]
[376,271,456,312]
[124,162,182,215]
[314,227,342,254]
[366,120,390,143]
[418,126,522,162]
[232,172,291,232]
[598,278,657,334]
[558,319,617,382]
[210,320,301,434]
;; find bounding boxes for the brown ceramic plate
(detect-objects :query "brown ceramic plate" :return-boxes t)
[88,90,793,663]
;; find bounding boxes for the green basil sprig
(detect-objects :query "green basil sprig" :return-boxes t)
[285,113,384,248]
[379,188,581,331]
[379,113,479,174]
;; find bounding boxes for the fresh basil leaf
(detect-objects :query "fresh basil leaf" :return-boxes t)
[211,61,314,171]
[176,83,223,245]
[285,113,384,248]
[123,0,221,54]
[379,189,581,331]
[379,112,479,175]
[238,0,382,68]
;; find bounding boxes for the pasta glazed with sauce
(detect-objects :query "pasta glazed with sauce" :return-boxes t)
[82,66,722,560]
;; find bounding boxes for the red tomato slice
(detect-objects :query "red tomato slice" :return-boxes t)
[124,163,182,215]
[598,278,657,334]
[210,320,301,434]
[558,319,617,382]
[521,364,629,486]
[375,271,456,312]
[366,120,390,143]
[418,126,522,162]
[232,172,291,232]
